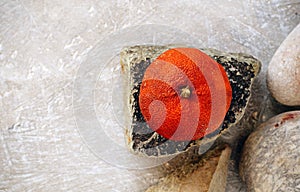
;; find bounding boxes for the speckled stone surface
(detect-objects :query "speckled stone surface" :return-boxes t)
[240,111,300,192]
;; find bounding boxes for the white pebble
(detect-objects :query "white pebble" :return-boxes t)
[240,111,300,191]
[267,24,300,106]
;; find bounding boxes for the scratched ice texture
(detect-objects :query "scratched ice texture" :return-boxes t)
[0,0,299,192]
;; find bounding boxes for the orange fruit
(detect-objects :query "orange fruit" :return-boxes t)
[139,48,232,141]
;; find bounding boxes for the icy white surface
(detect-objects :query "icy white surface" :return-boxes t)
[0,1,299,191]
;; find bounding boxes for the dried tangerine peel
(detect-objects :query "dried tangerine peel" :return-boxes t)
[139,48,232,141]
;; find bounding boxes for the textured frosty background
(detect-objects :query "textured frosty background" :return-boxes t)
[0,1,299,192]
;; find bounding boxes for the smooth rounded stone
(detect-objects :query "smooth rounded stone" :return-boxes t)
[267,24,300,106]
[240,111,300,192]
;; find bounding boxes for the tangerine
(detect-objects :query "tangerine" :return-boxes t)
[139,48,232,141]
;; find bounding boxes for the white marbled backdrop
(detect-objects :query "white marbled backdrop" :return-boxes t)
[0,1,299,191]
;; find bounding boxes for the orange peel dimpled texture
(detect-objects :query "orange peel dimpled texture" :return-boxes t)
[139,48,232,141]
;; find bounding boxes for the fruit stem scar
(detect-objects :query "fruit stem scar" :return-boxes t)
[180,85,192,98]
